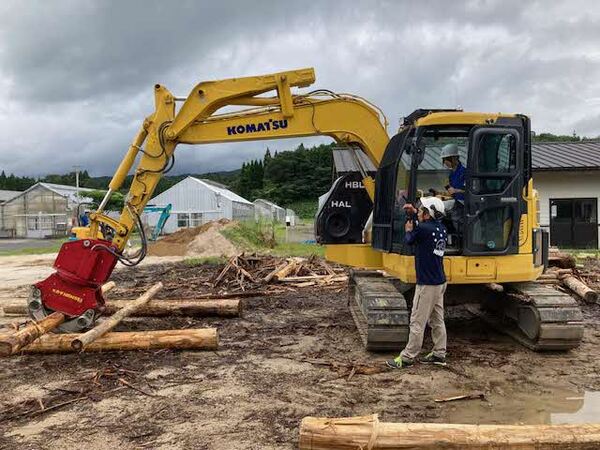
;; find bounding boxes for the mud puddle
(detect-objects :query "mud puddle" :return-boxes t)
[441,387,600,425]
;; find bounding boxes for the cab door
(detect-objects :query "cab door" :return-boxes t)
[464,126,523,255]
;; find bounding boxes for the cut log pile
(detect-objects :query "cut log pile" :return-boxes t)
[0,280,229,357]
[0,254,347,357]
[212,254,347,291]
[532,249,600,304]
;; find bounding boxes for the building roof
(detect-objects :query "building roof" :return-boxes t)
[39,182,96,198]
[3,182,97,205]
[332,147,377,174]
[531,141,600,171]
[189,177,252,205]
[254,198,285,210]
[0,190,21,203]
[397,140,600,172]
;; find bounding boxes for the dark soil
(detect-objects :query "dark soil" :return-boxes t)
[1,261,600,449]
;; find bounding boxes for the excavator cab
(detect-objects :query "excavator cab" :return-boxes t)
[374,111,533,260]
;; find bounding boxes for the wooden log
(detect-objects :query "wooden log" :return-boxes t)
[101,281,116,295]
[299,414,600,450]
[274,260,299,281]
[20,329,217,354]
[263,262,290,283]
[71,282,163,351]
[562,275,599,303]
[1,298,242,317]
[0,312,65,356]
[104,299,241,317]
[279,275,348,283]
[549,268,573,276]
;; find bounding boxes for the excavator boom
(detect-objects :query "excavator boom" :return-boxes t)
[30,68,390,332]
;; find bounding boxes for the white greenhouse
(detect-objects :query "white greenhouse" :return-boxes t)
[254,198,287,223]
[145,176,254,234]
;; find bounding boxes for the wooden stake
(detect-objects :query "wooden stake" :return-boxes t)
[299,414,600,450]
[71,282,163,351]
[562,275,599,303]
[20,328,217,354]
[0,312,65,356]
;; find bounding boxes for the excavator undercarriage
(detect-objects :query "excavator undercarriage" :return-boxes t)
[348,271,584,352]
[477,282,584,351]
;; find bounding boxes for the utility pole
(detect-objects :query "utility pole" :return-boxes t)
[73,165,81,199]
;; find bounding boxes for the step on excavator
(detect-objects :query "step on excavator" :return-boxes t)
[28,68,583,349]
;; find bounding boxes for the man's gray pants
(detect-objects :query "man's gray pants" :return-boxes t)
[400,283,447,361]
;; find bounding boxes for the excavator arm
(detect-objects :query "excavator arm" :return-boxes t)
[30,68,391,331]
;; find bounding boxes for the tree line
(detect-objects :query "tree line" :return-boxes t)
[0,132,597,208]
[0,142,336,212]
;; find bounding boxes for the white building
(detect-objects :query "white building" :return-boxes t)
[146,176,253,234]
[254,198,286,223]
[0,183,95,238]
[532,142,600,249]
[0,189,22,237]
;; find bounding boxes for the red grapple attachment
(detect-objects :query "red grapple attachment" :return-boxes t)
[34,239,119,318]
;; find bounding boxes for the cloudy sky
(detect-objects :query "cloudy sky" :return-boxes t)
[0,0,599,177]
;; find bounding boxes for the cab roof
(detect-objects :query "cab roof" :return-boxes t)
[403,109,519,127]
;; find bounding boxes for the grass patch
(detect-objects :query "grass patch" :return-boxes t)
[270,242,325,258]
[221,220,276,251]
[221,221,324,258]
[184,256,228,267]
[0,239,67,256]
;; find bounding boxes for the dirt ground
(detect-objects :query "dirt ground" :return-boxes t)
[1,259,600,449]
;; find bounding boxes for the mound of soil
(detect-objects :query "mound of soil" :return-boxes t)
[147,219,238,258]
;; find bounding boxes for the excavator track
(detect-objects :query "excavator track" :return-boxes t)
[348,270,410,352]
[476,282,584,351]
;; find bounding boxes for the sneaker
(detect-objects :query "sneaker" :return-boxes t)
[420,352,447,366]
[385,356,414,369]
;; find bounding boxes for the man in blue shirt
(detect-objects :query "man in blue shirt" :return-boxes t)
[386,196,448,369]
[441,143,465,202]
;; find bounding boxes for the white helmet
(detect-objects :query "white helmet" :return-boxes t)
[420,196,445,218]
[441,143,459,160]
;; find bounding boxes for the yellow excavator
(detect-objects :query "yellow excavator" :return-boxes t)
[29,68,583,351]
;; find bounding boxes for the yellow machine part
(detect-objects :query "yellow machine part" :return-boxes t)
[70,226,103,240]
[326,244,543,284]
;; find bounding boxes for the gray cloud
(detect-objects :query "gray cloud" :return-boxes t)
[0,0,599,177]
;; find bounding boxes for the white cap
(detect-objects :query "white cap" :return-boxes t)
[420,196,445,217]
[441,143,459,160]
